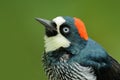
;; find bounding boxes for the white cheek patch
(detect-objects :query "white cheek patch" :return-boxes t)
[44,16,71,52]
[44,34,71,52]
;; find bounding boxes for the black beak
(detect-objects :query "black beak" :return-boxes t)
[35,18,56,31]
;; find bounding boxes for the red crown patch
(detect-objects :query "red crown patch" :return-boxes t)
[74,17,88,40]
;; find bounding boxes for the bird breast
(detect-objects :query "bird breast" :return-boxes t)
[44,62,96,80]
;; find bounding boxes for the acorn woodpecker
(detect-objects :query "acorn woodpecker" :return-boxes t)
[35,16,120,80]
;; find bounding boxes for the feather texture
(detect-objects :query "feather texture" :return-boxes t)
[43,52,96,80]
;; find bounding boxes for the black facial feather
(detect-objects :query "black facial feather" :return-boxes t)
[45,21,58,37]
[60,23,71,37]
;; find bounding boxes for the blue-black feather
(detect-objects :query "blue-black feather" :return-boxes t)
[66,38,111,69]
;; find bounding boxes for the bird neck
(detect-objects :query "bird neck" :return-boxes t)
[66,38,88,55]
[43,47,71,66]
[43,39,88,67]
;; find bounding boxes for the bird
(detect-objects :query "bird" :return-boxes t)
[35,16,120,80]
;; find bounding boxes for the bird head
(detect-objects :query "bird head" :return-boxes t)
[36,16,88,53]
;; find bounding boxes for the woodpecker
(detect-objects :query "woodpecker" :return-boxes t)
[35,16,120,80]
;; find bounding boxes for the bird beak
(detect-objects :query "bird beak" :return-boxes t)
[35,18,56,31]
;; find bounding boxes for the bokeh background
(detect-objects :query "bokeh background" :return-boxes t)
[0,0,120,80]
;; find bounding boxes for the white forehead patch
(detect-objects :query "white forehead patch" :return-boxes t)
[53,16,66,33]
[44,16,71,52]
[53,16,66,27]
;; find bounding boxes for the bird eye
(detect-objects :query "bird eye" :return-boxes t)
[63,27,70,33]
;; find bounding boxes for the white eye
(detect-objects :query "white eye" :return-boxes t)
[63,27,70,33]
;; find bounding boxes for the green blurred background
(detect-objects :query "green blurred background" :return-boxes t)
[0,0,120,80]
